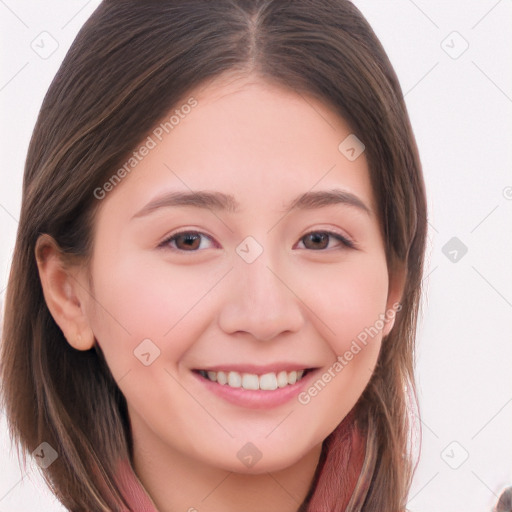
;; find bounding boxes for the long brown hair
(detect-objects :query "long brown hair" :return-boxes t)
[1,1,427,510]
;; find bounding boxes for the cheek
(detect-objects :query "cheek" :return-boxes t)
[300,255,389,357]
[295,257,389,422]
[288,255,390,440]
[86,250,220,377]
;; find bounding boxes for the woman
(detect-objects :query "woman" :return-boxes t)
[1,1,428,510]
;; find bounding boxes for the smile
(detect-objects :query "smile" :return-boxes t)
[197,369,309,391]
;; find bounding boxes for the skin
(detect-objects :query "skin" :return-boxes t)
[36,72,404,512]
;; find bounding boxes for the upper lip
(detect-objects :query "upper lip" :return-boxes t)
[193,363,318,374]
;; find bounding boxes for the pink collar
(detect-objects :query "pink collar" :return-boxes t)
[115,458,159,511]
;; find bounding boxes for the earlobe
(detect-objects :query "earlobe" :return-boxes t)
[35,234,95,351]
[383,261,407,338]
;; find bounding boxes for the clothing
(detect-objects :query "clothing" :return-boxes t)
[115,458,158,511]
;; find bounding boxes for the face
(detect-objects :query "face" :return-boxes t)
[81,73,400,474]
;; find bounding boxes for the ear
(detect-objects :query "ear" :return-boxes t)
[382,260,407,338]
[35,234,95,351]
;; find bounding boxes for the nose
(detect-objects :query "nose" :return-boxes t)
[217,249,305,342]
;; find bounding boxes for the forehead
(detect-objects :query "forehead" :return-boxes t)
[96,72,376,220]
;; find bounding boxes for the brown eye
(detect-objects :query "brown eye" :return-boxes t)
[298,231,354,250]
[174,233,201,250]
[160,231,215,251]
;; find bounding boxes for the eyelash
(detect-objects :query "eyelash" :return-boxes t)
[158,229,355,252]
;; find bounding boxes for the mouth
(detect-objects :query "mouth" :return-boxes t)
[193,368,314,391]
[191,365,320,409]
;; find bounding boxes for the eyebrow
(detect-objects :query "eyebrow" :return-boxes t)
[132,188,371,219]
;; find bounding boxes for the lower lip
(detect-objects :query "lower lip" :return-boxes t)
[192,370,318,409]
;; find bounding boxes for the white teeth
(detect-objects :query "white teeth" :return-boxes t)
[228,371,242,388]
[259,373,278,390]
[277,371,288,388]
[242,373,259,390]
[200,369,308,390]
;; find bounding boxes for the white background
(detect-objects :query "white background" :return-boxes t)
[1,1,511,511]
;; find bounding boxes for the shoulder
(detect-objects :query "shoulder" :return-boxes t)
[495,486,512,512]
